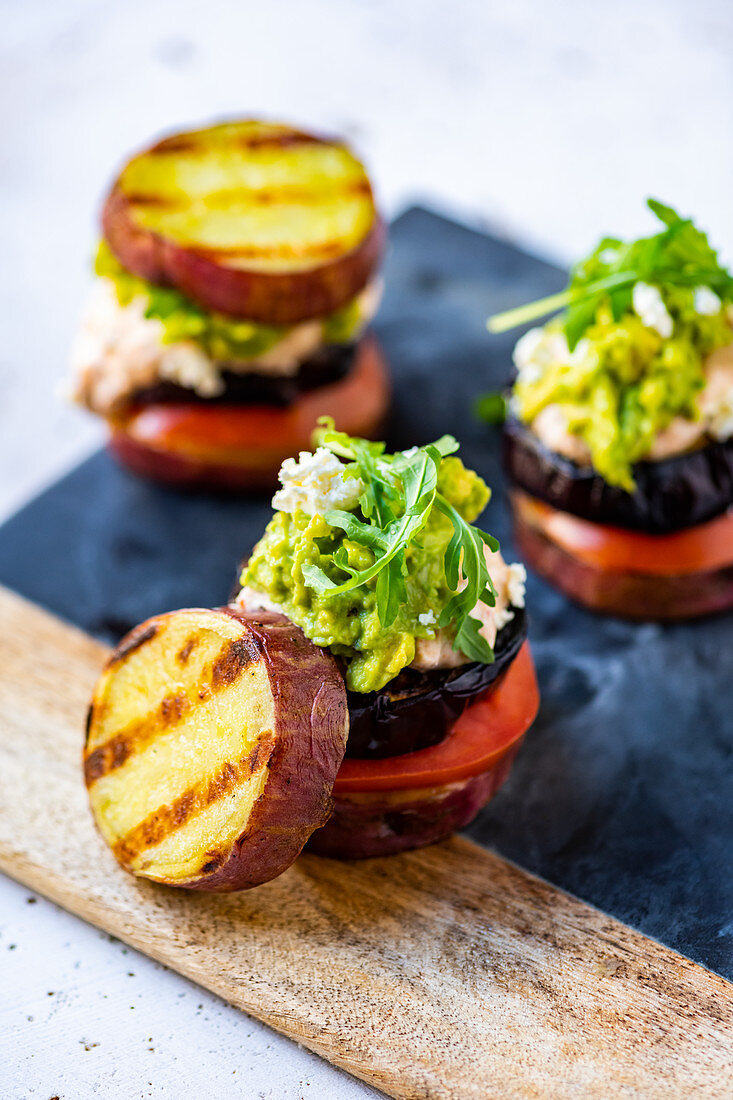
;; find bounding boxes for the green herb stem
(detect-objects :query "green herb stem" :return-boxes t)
[487,271,639,335]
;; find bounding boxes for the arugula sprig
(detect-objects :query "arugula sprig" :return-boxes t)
[487,199,733,349]
[301,420,499,663]
[434,495,498,662]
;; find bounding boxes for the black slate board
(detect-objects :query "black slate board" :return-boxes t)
[1,207,732,977]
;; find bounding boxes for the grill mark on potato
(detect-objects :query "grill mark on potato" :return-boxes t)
[232,131,321,151]
[107,623,158,667]
[84,690,187,784]
[206,182,372,206]
[84,704,94,745]
[195,239,347,262]
[159,692,187,724]
[112,732,276,864]
[211,636,260,688]
[176,638,198,665]
[84,732,132,784]
[127,180,370,215]
[200,850,226,874]
[150,131,320,155]
[150,135,201,154]
[125,192,180,208]
[85,641,261,785]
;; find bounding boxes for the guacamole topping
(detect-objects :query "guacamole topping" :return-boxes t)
[487,200,733,490]
[242,425,498,693]
[95,241,369,363]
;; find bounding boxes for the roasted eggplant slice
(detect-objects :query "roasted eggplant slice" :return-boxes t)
[345,609,527,758]
[503,415,733,533]
[131,343,357,409]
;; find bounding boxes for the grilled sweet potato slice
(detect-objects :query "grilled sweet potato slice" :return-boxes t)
[84,607,348,891]
[102,120,384,324]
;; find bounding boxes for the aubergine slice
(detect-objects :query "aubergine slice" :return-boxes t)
[503,415,733,533]
[131,343,357,409]
[345,609,527,759]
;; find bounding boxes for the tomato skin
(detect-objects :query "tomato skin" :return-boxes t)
[513,490,733,576]
[108,336,390,488]
[333,643,539,793]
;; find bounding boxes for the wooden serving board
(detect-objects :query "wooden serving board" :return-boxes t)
[1,584,732,1099]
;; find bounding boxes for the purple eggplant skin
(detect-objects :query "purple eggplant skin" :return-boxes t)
[503,415,733,534]
[132,342,357,409]
[345,608,527,759]
[308,744,522,859]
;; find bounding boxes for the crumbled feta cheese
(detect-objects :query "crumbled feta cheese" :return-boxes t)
[632,282,673,338]
[513,327,568,382]
[513,327,595,384]
[418,609,436,627]
[506,562,527,609]
[158,342,222,396]
[598,246,622,265]
[490,605,516,633]
[694,286,722,316]
[272,448,364,517]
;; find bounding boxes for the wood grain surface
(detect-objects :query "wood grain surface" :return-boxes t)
[0,584,732,1099]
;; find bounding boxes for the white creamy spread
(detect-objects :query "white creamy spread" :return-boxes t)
[698,343,733,441]
[70,276,382,415]
[411,548,526,669]
[233,588,285,617]
[513,327,596,384]
[234,547,526,673]
[271,448,364,516]
[694,286,722,316]
[632,282,674,338]
[525,340,733,466]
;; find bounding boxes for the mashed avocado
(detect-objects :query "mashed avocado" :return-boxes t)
[492,200,733,490]
[243,454,490,693]
[95,240,368,363]
[514,289,733,490]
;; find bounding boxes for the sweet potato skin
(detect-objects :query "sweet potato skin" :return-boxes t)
[102,185,386,325]
[307,743,522,860]
[194,608,349,891]
[85,608,348,891]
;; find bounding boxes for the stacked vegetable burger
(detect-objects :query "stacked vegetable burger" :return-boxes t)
[70,120,388,489]
[84,426,538,890]
[491,200,733,618]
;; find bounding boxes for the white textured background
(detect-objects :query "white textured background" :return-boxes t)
[1,1,732,1097]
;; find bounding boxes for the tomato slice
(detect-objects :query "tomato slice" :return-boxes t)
[334,643,539,792]
[114,336,389,467]
[513,490,733,576]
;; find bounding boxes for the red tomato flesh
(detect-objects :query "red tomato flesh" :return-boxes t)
[334,643,539,793]
[113,336,389,467]
[513,490,733,576]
